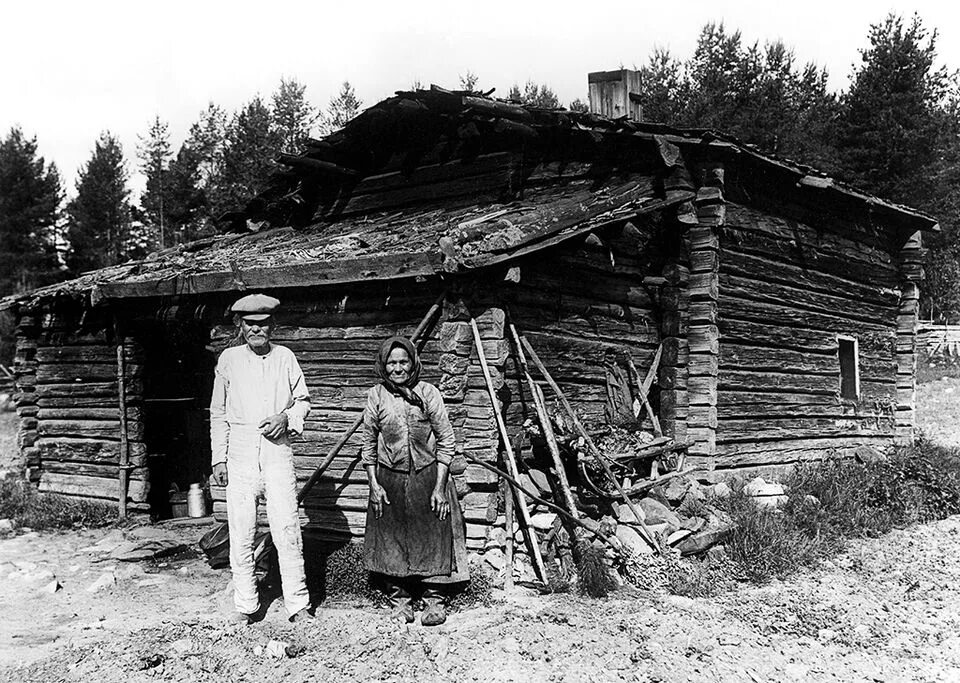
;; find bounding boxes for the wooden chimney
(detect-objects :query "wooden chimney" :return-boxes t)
[588,69,643,121]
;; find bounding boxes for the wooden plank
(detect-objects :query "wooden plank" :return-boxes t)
[38,472,149,502]
[724,203,899,276]
[36,345,143,363]
[715,435,894,463]
[38,419,144,441]
[719,272,896,326]
[720,345,896,379]
[35,380,144,398]
[38,438,147,463]
[43,461,148,480]
[721,247,897,308]
[718,370,872,394]
[717,418,895,443]
[36,363,143,383]
[720,318,895,356]
[718,295,894,334]
[37,407,143,421]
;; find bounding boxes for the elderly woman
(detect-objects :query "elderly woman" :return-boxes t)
[362,336,468,625]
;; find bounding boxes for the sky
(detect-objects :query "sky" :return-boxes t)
[2,0,959,198]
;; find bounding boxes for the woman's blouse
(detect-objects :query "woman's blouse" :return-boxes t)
[361,381,455,471]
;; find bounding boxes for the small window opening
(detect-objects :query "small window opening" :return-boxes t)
[838,336,860,400]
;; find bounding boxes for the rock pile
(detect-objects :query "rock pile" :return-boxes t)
[473,467,740,588]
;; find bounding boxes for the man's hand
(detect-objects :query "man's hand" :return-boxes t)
[212,462,228,487]
[259,413,288,440]
[369,481,391,519]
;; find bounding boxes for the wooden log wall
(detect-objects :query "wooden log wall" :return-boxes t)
[205,286,504,549]
[504,219,663,436]
[13,313,39,481]
[715,199,907,470]
[23,306,148,508]
[443,223,662,560]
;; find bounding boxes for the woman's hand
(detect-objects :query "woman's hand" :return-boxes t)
[369,481,391,519]
[431,485,450,520]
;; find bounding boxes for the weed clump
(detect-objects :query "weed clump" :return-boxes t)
[0,478,116,531]
[574,539,618,598]
[721,438,960,583]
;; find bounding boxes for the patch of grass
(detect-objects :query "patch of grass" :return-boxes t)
[317,540,493,609]
[916,349,960,383]
[723,490,823,583]
[720,439,960,583]
[319,540,383,602]
[0,478,117,530]
[447,559,496,611]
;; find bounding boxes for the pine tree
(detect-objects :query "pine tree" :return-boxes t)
[208,97,279,218]
[630,23,838,165]
[136,115,171,248]
[65,132,134,273]
[272,77,317,154]
[0,127,63,296]
[636,48,688,123]
[165,142,209,243]
[834,14,960,320]
[508,81,561,108]
[187,103,228,190]
[459,71,480,92]
[836,14,950,202]
[318,82,362,135]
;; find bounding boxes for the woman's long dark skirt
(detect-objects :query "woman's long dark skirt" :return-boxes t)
[364,460,469,582]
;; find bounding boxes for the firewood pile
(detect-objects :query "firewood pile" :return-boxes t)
[469,328,735,595]
[475,418,735,592]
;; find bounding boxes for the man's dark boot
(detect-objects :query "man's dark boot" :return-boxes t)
[421,585,447,626]
[385,581,414,623]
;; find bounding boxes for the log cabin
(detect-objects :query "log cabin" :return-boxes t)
[1,85,938,547]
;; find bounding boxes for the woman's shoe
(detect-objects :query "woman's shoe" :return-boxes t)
[421,587,447,626]
[386,581,415,624]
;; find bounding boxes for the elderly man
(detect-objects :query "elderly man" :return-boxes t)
[210,293,312,623]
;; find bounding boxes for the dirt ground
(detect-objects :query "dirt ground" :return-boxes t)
[0,381,959,682]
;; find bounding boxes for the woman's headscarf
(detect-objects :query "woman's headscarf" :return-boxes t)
[375,336,424,409]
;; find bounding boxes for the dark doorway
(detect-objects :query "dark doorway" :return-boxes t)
[136,318,216,518]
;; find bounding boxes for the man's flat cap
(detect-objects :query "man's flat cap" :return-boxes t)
[231,293,280,320]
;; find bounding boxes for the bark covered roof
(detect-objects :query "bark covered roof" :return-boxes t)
[4,86,938,308]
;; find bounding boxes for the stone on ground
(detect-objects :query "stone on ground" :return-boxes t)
[638,497,681,531]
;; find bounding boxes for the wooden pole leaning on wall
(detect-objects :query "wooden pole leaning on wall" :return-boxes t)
[114,316,130,518]
[469,317,548,584]
[519,336,660,554]
[503,472,515,591]
[296,290,447,504]
[506,322,580,519]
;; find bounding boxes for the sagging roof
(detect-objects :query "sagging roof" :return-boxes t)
[3,86,939,309]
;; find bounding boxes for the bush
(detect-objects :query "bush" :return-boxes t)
[0,478,117,530]
[721,439,960,583]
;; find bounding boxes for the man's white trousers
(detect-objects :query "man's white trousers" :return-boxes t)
[225,426,309,616]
